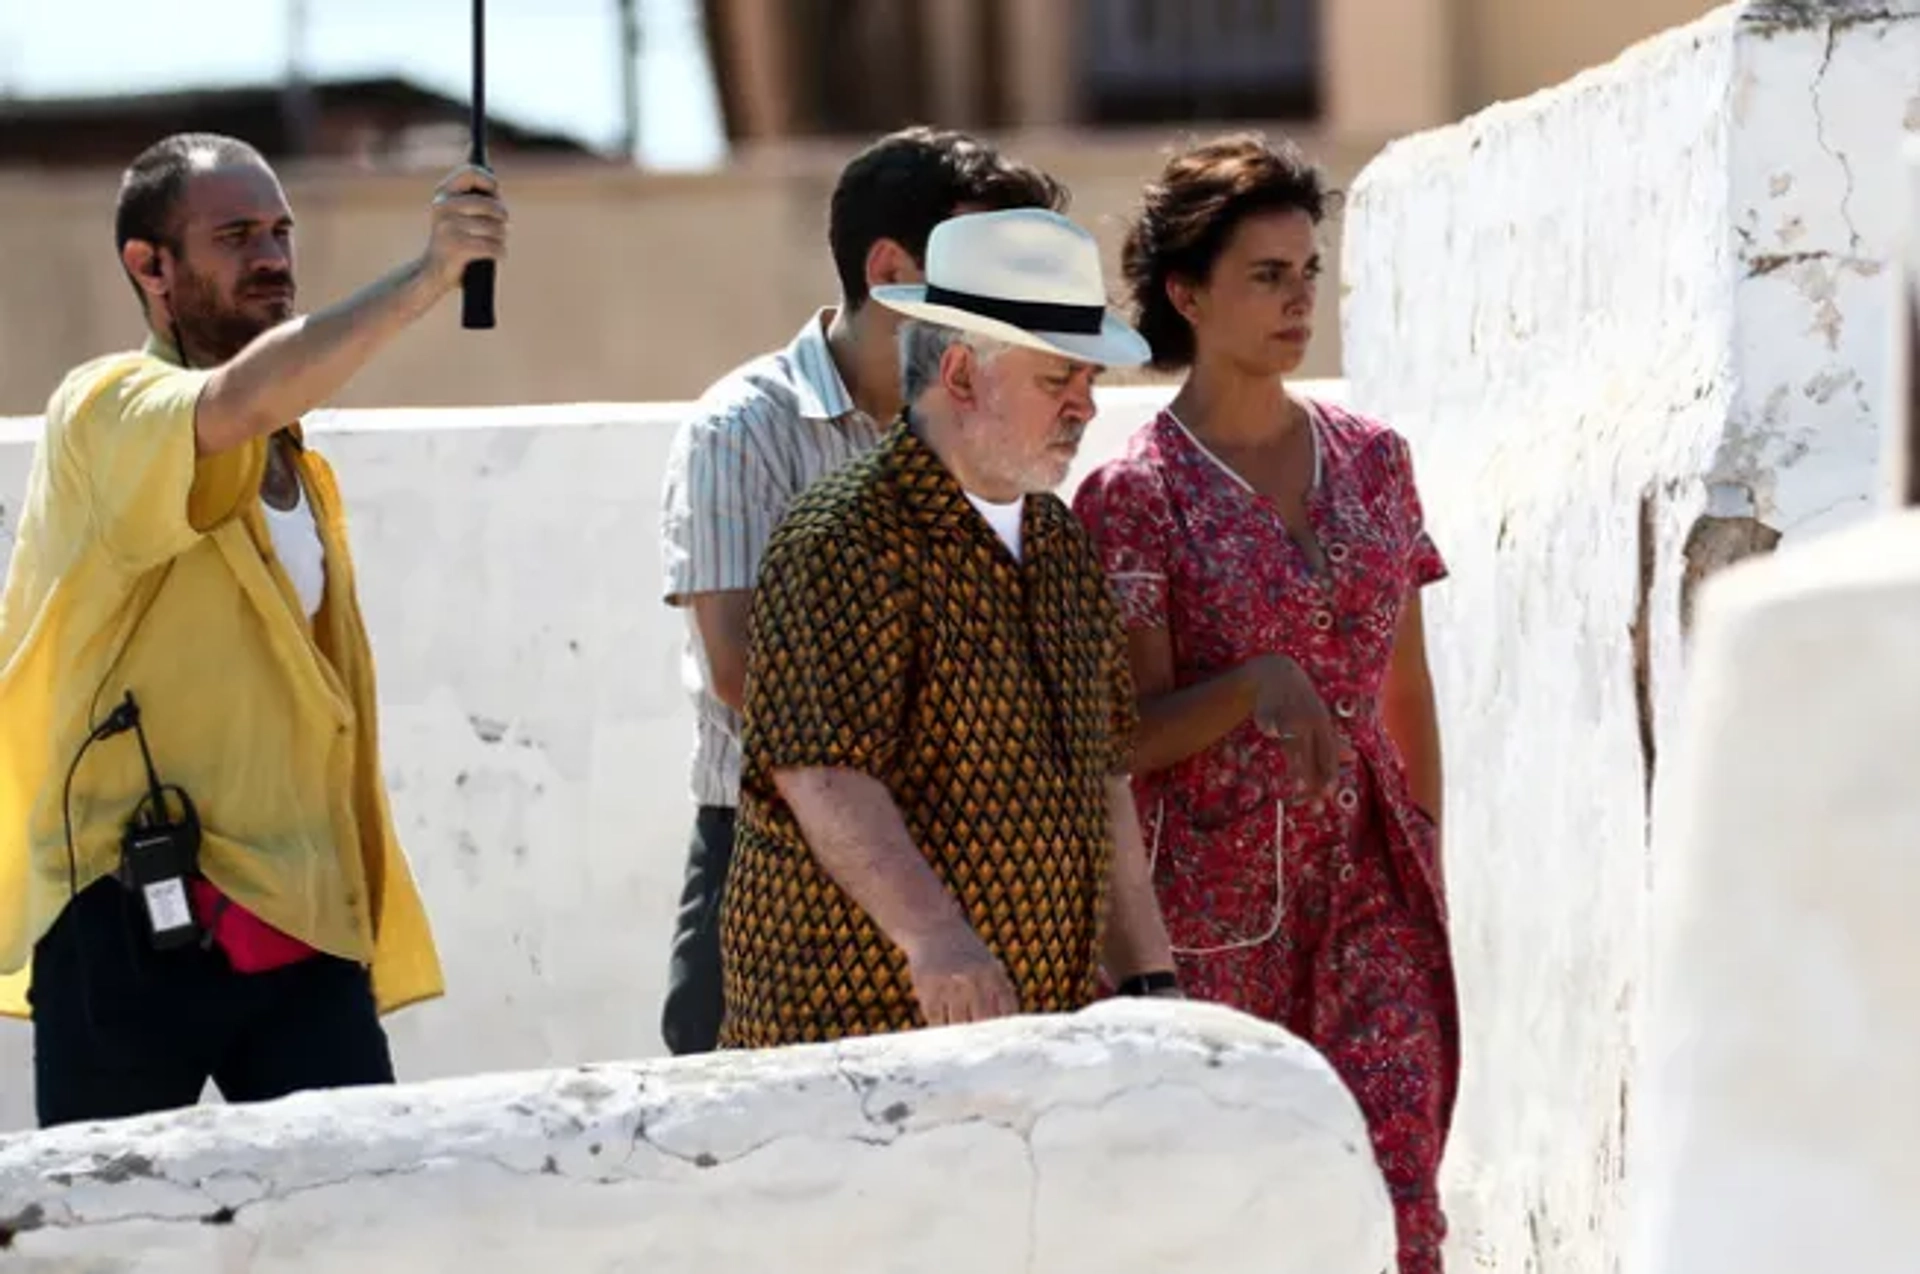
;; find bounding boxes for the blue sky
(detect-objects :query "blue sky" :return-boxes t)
[0,0,726,169]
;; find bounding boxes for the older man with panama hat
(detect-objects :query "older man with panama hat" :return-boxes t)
[715,208,1181,1049]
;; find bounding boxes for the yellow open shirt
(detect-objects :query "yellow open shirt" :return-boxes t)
[0,337,443,1018]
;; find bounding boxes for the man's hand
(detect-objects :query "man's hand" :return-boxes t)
[421,165,509,295]
[900,920,1020,1027]
[774,767,1019,1030]
[1244,654,1351,797]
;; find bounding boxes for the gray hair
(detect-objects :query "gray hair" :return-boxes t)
[898,320,1012,404]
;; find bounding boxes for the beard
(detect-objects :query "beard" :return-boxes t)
[1015,448,1076,494]
[1012,421,1087,494]
[986,434,1080,496]
[969,379,1086,496]
[169,260,295,365]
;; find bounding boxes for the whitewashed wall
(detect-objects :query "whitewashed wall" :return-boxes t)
[1627,132,1920,1274]
[1341,3,1920,1272]
[0,1002,1395,1271]
[0,382,1358,1135]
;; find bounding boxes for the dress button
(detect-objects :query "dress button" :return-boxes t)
[1312,610,1334,631]
[1335,697,1355,718]
[1327,542,1350,564]
[1336,788,1359,812]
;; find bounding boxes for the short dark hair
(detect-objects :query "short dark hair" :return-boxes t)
[828,126,1068,310]
[116,132,266,254]
[114,133,266,303]
[1122,132,1338,371]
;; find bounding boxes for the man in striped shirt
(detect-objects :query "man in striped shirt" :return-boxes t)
[656,127,1069,1054]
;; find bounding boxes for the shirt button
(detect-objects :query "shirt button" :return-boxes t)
[1327,543,1350,564]
[1335,697,1356,718]
[1336,788,1359,813]
[1312,611,1334,632]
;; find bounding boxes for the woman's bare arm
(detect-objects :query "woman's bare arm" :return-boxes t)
[1380,594,1444,823]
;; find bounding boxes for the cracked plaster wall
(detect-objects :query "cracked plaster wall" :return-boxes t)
[1629,131,1920,1274]
[0,1002,1394,1271]
[1339,3,1918,1273]
[0,384,1348,1136]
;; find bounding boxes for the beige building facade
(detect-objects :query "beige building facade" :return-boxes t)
[0,0,1715,414]
[704,0,1721,147]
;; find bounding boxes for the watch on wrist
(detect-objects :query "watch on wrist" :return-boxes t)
[1115,969,1180,997]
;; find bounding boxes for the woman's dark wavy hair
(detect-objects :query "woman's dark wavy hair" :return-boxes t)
[1122,132,1339,372]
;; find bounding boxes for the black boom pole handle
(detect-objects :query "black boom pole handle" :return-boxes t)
[461,0,496,330]
[462,259,496,329]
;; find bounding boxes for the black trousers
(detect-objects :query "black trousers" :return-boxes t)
[660,804,736,1055]
[30,878,395,1128]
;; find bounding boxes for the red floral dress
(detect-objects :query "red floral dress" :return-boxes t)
[1074,402,1459,1274]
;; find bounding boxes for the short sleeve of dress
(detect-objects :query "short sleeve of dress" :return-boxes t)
[1071,459,1173,632]
[740,517,911,780]
[1392,433,1448,588]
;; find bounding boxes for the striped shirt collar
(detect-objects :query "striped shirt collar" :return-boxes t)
[784,309,859,423]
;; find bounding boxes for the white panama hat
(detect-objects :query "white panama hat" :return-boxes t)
[869,207,1151,368]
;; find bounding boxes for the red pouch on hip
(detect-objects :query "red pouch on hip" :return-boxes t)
[189,878,319,973]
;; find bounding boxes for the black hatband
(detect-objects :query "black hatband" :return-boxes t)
[922,284,1104,336]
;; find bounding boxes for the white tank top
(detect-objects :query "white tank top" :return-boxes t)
[263,485,327,619]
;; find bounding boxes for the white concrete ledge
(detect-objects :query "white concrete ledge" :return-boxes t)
[1631,512,1920,1274]
[0,1001,1393,1273]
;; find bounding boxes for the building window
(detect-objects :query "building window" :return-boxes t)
[1079,0,1320,125]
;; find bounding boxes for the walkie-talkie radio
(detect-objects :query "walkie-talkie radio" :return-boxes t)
[110,691,203,950]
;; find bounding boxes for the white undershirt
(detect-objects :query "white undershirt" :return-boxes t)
[263,485,327,619]
[965,491,1025,562]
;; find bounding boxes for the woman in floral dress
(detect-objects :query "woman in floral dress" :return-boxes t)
[1072,134,1458,1274]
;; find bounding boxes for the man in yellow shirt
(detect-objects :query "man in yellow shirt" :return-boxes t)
[0,132,506,1126]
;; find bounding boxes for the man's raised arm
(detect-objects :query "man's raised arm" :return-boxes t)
[195,166,507,454]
